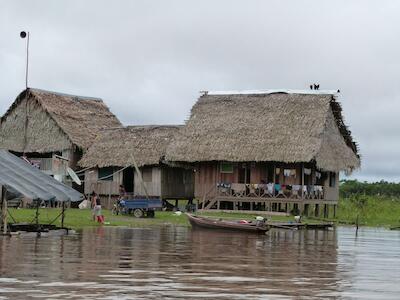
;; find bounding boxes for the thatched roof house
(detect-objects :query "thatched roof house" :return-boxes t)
[79,125,182,168]
[79,126,194,202]
[0,88,122,153]
[166,90,360,173]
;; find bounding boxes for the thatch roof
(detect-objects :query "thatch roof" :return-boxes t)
[0,88,122,151]
[165,90,360,173]
[79,125,182,168]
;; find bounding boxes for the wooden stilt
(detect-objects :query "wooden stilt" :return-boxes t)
[0,185,3,231]
[333,204,337,218]
[61,202,66,228]
[35,200,40,230]
[1,186,8,235]
[315,204,319,217]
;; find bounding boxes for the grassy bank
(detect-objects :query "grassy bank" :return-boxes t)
[7,195,400,229]
[335,195,400,227]
[6,208,301,230]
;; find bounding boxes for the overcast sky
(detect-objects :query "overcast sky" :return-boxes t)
[1,0,399,182]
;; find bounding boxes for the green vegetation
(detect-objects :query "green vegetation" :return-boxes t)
[335,180,400,227]
[336,195,400,227]
[7,208,302,230]
[7,208,187,229]
[340,179,400,198]
[7,180,400,229]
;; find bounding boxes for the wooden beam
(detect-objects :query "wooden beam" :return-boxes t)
[301,163,304,199]
[1,186,8,235]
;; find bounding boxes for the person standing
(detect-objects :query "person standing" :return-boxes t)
[118,185,126,200]
[91,191,102,222]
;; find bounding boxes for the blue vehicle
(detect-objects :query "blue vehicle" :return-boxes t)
[118,197,163,218]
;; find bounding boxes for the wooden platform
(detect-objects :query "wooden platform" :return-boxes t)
[197,209,289,216]
[267,221,334,230]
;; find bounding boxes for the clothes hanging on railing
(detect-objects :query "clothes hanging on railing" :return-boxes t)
[304,168,311,175]
[284,169,296,177]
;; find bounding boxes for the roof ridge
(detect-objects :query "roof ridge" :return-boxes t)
[204,89,339,96]
[29,88,103,102]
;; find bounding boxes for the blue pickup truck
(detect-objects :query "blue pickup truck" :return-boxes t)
[118,197,163,218]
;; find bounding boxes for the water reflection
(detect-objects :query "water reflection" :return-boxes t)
[0,226,399,299]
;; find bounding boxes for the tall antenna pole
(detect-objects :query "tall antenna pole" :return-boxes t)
[20,31,29,89]
[20,31,30,154]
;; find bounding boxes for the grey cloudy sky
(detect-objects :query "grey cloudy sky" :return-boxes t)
[1,0,399,182]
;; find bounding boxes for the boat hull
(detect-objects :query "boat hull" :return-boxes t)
[187,214,269,234]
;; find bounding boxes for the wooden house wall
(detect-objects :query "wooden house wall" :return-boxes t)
[84,168,122,195]
[324,172,339,201]
[194,161,339,200]
[160,167,194,199]
[194,162,219,199]
[134,166,161,197]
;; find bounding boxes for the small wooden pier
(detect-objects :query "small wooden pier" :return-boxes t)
[266,221,334,230]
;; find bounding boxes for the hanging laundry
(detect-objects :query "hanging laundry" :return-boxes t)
[304,168,311,175]
[284,169,291,177]
[316,171,321,179]
[290,169,296,177]
[276,168,280,175]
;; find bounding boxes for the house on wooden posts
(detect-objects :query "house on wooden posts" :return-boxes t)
[79,125,195,208]
[0,88,121,186]
[165,90,360,217]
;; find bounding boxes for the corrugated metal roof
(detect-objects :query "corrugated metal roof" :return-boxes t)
[0,149,83,202]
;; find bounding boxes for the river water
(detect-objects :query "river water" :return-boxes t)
[0,226,399,299]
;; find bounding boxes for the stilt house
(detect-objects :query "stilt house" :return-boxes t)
[79,125,194,207]
[166,90,360,217]
[0,88,121,183]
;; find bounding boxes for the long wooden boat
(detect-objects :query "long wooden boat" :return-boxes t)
[186,214,269,234]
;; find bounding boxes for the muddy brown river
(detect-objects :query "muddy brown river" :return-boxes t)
[0,226,399,299]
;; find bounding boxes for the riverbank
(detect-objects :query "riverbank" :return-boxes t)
[335,196,400,227]
[6,208,306,230]
[7,196,400,229]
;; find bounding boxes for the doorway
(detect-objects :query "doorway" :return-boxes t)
[238,164,250,184]
[123,167,134,193]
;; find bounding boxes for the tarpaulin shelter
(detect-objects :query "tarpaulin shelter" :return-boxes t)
[0,149,83,234]
[0,149,82,202]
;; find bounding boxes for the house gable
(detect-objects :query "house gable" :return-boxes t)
[0,97,72,153]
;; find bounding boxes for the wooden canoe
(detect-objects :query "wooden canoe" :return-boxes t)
[186,214,269,234]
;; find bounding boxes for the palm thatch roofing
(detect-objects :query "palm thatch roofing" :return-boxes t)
[0,88,122,152]
[165,90,360,173]
[79,125,182,168]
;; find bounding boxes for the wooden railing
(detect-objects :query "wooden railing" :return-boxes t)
[216,183,331,200]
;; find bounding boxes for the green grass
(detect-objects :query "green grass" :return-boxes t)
[335,196,400,227]
[11,195,400,230]
[6,208,305,230]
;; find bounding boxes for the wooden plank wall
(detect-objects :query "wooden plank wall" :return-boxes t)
[194,162,218,198]
[134,166,161,197]
[160,167,194,199]
[324,172,339,201]
[84,168,122,195]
